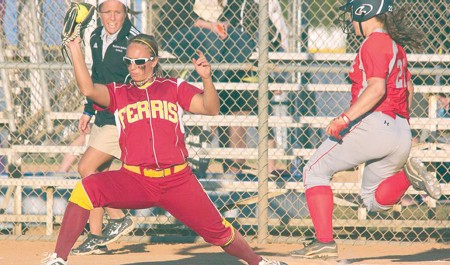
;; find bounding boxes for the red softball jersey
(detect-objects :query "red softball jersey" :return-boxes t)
[349,30,412,119]
[105,77,203,169]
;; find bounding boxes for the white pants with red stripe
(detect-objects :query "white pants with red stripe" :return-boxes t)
[303,111,412,212]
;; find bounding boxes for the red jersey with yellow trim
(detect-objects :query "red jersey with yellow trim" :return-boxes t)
[105,77,203,169]
[349,31,412,119]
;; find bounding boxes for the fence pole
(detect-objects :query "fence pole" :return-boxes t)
[257,0,270,244]
[0,34,15,133]
[13,185,22,235]
[45,187,55,236]
[29,0,53,134]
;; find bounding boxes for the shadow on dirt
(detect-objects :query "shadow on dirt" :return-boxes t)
[340,248,450,264]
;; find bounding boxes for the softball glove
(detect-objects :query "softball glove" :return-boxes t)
[61,2,95,63]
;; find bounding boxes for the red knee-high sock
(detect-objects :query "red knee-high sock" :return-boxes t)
[54,202,90,260]
[306,186,334,243]
[375,170,410,206]
[222,230,261,265]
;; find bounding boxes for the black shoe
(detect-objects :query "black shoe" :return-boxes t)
[290,239,338,259]
[97,216,135,246]
[71,233,108,255]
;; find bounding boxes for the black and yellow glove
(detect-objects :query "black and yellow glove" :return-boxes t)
[61,2,95,63]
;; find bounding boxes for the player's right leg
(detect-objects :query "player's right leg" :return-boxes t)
[360,115,438,212]
[73,141,134,254]
[86,125,136,245]
[72,146,116,255]
[42,168,155,264]
[42,194,91,264]
[359,116,411,212]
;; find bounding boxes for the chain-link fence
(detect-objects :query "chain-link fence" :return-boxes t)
[0,0,449,244]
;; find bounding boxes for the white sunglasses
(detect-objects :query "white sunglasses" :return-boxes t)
[123,56,155,66]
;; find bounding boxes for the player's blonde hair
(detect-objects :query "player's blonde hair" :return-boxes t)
[129,34,163,77]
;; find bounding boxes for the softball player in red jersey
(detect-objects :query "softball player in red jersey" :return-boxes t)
[41,34,287,265]
[290,0,439,259]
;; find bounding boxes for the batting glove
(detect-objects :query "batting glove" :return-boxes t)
[326,113,351,140]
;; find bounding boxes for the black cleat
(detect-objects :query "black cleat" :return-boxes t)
[97,216,135,246]
[71,233,108,255]
[290,240,338,259]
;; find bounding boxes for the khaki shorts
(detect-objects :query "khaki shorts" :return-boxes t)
[88,124,121,159]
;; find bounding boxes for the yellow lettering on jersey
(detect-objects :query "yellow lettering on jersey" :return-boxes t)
[151,100,164,119]
[118,100,179,126]
[163,101,169,120]
[167,102,178,123]
[118,108,127,129]
[127,103,139,123]
[137,101,150,120]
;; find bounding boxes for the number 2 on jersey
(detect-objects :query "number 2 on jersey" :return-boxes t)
[395,59,406,88]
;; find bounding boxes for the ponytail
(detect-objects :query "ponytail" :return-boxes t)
[378,5,424,52]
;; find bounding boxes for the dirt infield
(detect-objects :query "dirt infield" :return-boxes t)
[0,240,449,265]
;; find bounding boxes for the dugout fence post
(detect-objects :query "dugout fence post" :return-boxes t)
[0,27,15,133]
[256,0,270,244]
[0,11,18,218]
[29,0,53,135]
[45,186,55,236]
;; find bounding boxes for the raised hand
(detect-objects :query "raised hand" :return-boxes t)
[192,49,212,80]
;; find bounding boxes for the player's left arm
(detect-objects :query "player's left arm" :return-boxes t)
[189,50,220,115]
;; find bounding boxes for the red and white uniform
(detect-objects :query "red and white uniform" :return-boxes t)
[303,30,412,212]
[349,31,412,119]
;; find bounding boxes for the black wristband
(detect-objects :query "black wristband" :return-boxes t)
[83,111,93,117]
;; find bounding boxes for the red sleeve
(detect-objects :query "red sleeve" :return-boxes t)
[92,85,113,111]
[104,83,118,112]
[176,79,204,112]
[360,37,391,79]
